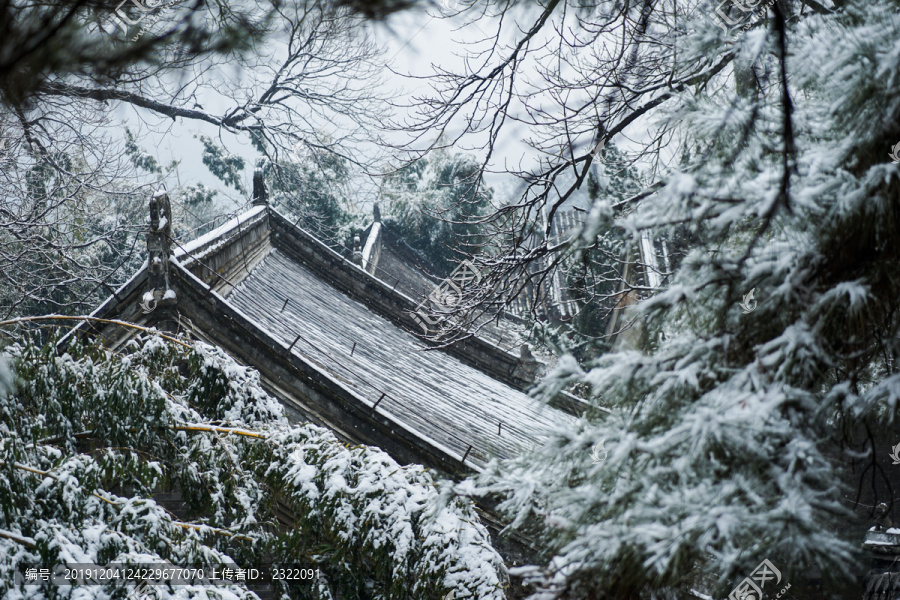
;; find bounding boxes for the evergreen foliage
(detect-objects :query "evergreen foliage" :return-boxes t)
[125,128,162,175]
[461,1,900,598]
[198,136,246,194]
[380,151,492,275]
[259,147,356,248]
[182,183,219,207]
[0,334,507,600]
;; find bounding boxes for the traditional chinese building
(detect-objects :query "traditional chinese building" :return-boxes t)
[863,527,900,600]
[68,175,585,482]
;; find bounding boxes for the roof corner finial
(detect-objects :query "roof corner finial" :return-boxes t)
[373,202,381,223]
[144,186,176,315]
[252,168,269,206]
[511,344,540,383]
[352,234,363,266]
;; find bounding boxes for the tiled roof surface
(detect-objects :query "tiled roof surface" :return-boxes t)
[227,249,573,467]
[374,235,440,300]
[865,570,900,600]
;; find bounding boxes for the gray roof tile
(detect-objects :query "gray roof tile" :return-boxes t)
[228,249,573,466]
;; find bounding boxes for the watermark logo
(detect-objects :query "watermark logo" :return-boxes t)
[412,260,482,334]
[739,288,757,314]
[890,443,900,465]
[140,290,158,314]
[590,439,608,464]
[103,0,161,34]
[440,0,459,10]
[128,581,159,600]
[712,0,775,35]
[889,142,900,165]
[728,559,791,600]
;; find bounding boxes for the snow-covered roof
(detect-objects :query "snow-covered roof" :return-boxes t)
[228,249,572,467]
[174,204,266,260]
[83,202,577,475]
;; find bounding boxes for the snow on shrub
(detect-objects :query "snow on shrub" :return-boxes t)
[0,334,507,599]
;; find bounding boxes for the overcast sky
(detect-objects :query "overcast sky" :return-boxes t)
[123,3,591,225]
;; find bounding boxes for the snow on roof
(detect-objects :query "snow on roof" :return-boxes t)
[227,249,574,466]
[174,205,266,259]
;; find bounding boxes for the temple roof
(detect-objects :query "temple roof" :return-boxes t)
[229,249,567,465]
[71,195,586,477]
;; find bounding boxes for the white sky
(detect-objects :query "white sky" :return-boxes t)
[125,3,594,221]
[123,6,455,206]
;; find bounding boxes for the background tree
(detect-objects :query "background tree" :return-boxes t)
[0,120,147,319]
[0,0,417,107]
[380,149,492,276]
[398,0,900,598]
[260,140,357,247]
[0,1,387,318]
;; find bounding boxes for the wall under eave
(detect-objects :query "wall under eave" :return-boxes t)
[173,205,271,297]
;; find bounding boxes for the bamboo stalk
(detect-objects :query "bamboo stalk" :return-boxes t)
[32,424,270,450]
[0,529,36,547]
[175,424,267,439]
[0,315,192,349]
[170,522,254,542]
